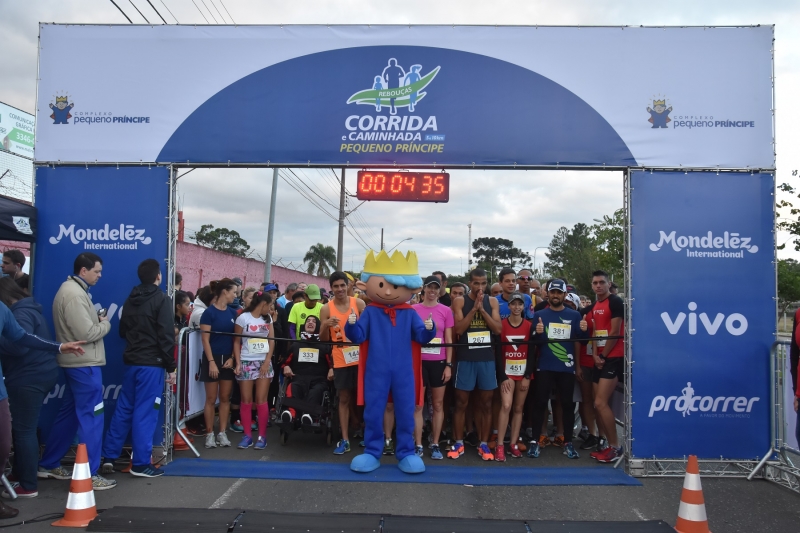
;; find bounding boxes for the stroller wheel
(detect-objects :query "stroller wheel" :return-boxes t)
[280,430,288,446]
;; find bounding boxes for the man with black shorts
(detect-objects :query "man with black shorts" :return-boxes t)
[320,272,365,455]
[449,268,501,461]
[586,270,625,463]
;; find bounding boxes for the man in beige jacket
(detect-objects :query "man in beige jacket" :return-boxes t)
[38,252,116,491]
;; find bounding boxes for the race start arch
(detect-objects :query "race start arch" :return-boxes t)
[32,24,776,475]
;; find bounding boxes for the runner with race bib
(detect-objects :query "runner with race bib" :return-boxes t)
[493,292,532,460]
[232,291,276,450]
[526,279,588,461]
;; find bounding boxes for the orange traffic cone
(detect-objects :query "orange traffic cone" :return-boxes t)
[675,455,711,533]
[52,443,97,528]
[173,431,192,451]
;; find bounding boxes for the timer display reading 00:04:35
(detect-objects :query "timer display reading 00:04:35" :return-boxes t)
[355,171,450,203]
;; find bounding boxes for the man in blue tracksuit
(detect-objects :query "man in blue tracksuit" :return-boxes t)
[101,259,176,477]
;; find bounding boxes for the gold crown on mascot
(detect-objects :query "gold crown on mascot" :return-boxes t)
[363,250,419,275]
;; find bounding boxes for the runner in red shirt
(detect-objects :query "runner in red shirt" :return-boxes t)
[493,293,532,460]
[586,270,624,463]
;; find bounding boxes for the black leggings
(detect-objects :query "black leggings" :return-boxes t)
[530,371,576,442]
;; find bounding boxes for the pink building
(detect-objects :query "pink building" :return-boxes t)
[176,241,329,294]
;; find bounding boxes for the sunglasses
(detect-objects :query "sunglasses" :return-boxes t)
[517,276,534,281]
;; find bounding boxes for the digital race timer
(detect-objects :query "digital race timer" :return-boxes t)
[356,171,450,203]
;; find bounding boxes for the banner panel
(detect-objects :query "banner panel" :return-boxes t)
[0,101,35,159]
[630,170,775,459]
[35,25,773,168]
[34,166,170,445]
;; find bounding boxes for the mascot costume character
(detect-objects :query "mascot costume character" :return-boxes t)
[345,250,436,474]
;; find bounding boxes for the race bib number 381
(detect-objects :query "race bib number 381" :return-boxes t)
[549,323,571,340]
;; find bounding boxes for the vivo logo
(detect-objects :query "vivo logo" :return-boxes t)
[649,382,759,417]
[649,231,757,253]
[661,302,747,336]
[49,223,151,250]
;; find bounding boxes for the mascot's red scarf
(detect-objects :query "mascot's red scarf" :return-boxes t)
[356,302,425,407]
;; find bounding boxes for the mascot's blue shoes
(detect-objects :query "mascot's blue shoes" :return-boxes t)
[397,454,426,474]
[350,453,381,473]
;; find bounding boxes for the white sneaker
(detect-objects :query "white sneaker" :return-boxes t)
[91,475,117,491]
[205,433,217,448]
[217,432,231,447]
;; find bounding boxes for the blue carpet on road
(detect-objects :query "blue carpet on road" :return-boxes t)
[164,459,640,486]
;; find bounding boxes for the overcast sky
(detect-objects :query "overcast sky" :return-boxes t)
[1,0,798,277]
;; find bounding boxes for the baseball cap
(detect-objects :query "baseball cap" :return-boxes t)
[305,284,322,300]
[565,293,581,309]
[423,275,441,288]
[508,291,526,304]
[232,277,243,286]
[263,283,278,292]
[547,279,567,293]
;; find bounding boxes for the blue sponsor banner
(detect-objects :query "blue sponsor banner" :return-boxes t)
[33,166,170,446]
[630,171,775,459]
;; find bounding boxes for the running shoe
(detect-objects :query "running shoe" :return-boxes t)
[580,434,600,450]
[487,433,498,450]
[217,432,232,447]
[100,457,115,474]
[431,444,444,460]
[494,443,506,462]
[538,434,550,448]
[301,414,314,426]
[478,443,494,461]
[359,440,366,447]
[515,438,527,452]
[464,431,480,447]
[238,435,253,449]
[37,466,72,480]
[526,441,541,458]
[552,435,565,448]
[383,438,395,455]
[333,439,351,455]
[204,433,217,449]
[447,442,465,459]
[91,475,117,491]
[281,410,293,426]
[563,442,580,459]
[254,437,267,450]
[598,436,608,450]
[230,420,244,433]
[415,445,424,457]
[509,445,523,458]
[1,483,37,499]
[577,426,590,441]
[251,419,258,430]
[595,446,622,463]
[130,465,164,478]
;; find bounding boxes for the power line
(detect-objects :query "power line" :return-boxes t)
[208,0,227,24]
[287,168,340,210]
[108,0,133,22]
[199,0,219,23]
[145,0,168,23]
[190,0,209,22]
[159,0,179,23]
[128,0,151,22]
[345,226,371,251]
[219,0,236,24]
[278,170,338,222]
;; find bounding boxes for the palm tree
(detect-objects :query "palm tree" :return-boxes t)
[304,243,337,277]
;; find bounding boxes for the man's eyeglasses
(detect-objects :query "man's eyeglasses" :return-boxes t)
[517,276,534,281]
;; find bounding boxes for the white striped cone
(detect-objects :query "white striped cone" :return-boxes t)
[675,455,711,533]
[52,443,98,528]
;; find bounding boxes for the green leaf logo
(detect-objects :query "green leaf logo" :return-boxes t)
[347,66,441,108]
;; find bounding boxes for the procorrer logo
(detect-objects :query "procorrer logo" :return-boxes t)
[648,382,760,418]
[649,230,757,258]
[49,223,152,250]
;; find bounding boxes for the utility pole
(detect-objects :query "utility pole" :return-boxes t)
[264,168,279,284]
[337,168,346,271]
[467,223,472,271]
[380,228,384,250]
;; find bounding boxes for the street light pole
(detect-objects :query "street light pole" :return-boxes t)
[386,237,412,253]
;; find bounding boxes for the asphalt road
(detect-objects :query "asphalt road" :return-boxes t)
[3,427,799,533]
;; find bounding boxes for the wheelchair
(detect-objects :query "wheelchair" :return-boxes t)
[275,373,338,445]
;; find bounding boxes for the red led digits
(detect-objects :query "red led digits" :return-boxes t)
[356,171,449,203]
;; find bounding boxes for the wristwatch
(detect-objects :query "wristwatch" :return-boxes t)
[445,362,453,368]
